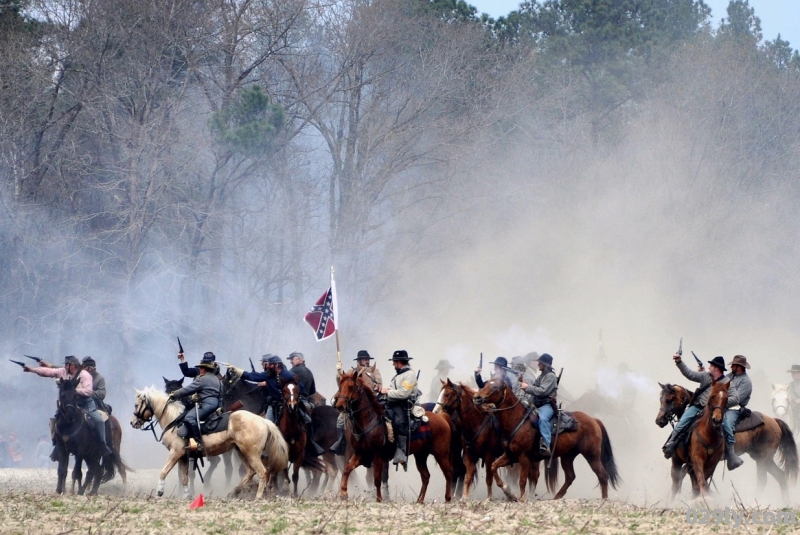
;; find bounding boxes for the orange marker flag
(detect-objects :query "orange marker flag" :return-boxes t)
[189,493,205,509]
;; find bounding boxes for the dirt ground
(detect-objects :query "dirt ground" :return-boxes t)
[1,468,798,534]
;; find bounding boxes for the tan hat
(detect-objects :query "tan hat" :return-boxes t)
[728,355,750,369]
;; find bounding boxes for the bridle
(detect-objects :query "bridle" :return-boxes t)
[339,376,385,441]
[476,381,520,413]
[133,393,178,442]
[772,391,789,415]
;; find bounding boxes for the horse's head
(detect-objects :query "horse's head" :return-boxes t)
[473,378,509,410]
[355,364,379,392]
[281,378,300,412]
[57,376,83,422]
[655,382,690,428]
[434,379,461,414]
[335,372,362,413]
[772,383,790,417]
[131,389,153,429]
[162,376,184,394]
[708,380,730,426]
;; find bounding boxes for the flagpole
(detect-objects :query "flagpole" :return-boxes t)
[332,265,341,368]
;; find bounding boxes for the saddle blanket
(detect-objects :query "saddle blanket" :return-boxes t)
[411,422,432,442]
[200,411,231,435]
[735,410,764,433]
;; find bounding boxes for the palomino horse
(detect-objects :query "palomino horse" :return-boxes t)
[55,377,127,495]
[473,378,620,501]
[334,371,454,503]
[435,379,539,500]
[657,382,798,500]
[164,377,235,492]
[131,387,288,499]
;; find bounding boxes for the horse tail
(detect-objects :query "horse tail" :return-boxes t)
[262,419,289,473]
[545,454,559,494]
[598,419,621,490]
[776,418,799,484]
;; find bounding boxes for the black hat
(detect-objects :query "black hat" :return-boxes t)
[389,350,411,362]
[490,356,509,368]
[64,355,80,367]
[787,365,800,373]
[538,353,553,366]
[708,356,727,372]
[355,350,373,360]
[201,352,216,363]
[81,356,96,368]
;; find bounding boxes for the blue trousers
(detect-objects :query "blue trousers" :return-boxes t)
[673,405,703,436]
[183,398,219,437]
[78,398,106,445]
[537,403,554,448]
[722,409,738,445]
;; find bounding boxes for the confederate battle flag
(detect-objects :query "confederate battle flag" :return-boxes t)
[304,277,337,341]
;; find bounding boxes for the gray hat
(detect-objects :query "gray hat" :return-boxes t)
[268,355,283,365]
[81,356,96,368]
[511,356,525,366]
[434,359,454,370]
[260,353,273,363]
[288,351,304,361]
[64,355,80,367]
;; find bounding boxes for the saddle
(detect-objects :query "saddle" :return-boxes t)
[199,410,230,436]
[529,409,578,433]
[734,409,764,433]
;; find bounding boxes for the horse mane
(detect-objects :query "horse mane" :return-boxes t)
[341,372,385,416]
[139,386,184,422]
[456,382,477,398]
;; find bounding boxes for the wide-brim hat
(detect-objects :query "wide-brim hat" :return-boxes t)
[196,362,216,370]
[355,349,373,360]
[708,356,727,372]
[728,355,750,369]
[490,356,508,368]
[537,353,553,366]
[389,350,411,361]
[435,359,454,370]
[787,364,800,373]
[200,351,216,364]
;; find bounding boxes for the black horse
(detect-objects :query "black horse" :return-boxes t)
[54,377,125,495]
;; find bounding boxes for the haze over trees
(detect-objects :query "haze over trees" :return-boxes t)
[1,0,799,383]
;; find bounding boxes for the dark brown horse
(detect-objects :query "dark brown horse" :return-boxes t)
[435,379,540,500]
[474,378,620,501]
[278,377,309,496]
[71,415,127,493]
[334,371,454,503]
[657,382,799,500]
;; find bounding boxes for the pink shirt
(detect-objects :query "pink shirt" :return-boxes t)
[33,367,94,397]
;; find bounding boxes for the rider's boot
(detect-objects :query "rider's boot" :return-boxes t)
[539,437,551,457]
[725,444,744,470]
[392,435,408,469]
[330,426,347,455]
[662,429,680,459]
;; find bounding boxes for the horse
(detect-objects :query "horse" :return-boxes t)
[473,378,620,501]
[71,414,128,494]
[308,404,340,494]
[435,379,524,500]
[164,376,236,492]
[277,377,310,496]
[54,377,127,496]
[131,386,288,499]
[334,371,454,503]
[771,384,798,434]
[657,382,799,501]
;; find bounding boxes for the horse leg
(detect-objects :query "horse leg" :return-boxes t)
[582,447,610,499]
[462,454,478,501]
[71,457,83,495]
[517,455,531,502]
[373,458,384,503]
[756,458,768,492]
[224,450,234,488]
[553,452,578,500]
[339,453,361,500]
[55,450,69,495]
[490,453,518,501]
[157,449,184,497]
[669,458,684,501]
[530,460,540,496]
[204,456,220,493]
[292,455,303,497]
[414,452,432,503]
[763,457,789,502]
[239,446,269,500]
[88,459,103,496]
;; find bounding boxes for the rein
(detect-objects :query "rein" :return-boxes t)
[341,381,387,444]
[444,385,492,449]
[134,395,179,443]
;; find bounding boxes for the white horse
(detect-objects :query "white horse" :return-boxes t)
[131,387,288,499]
[772,384,795,432]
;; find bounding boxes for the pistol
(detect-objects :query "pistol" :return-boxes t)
[677,338,683,356]
[691,351,704,370]
[177,337,184,354]
[23,355,43,363]
[10,359,26,368]
[479,352,483,369]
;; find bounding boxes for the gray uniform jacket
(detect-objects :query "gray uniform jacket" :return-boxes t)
[676,360,729,407]
[524,367,558,407]
[90,371,107,402]
[173,373,221,402]
[726,372,752,408]
[789,380,800,406]
[387,367,418,402]
[512,371,537,403]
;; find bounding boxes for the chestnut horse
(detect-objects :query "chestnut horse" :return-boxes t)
[657,382,798,501]
[334,371,454,503]
[474,378,619,501]
[435,379,540,500]
[277,378,309,496]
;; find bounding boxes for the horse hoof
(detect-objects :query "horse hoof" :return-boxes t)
[157,490,163,497]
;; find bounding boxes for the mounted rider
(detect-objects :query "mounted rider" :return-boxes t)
[510,356,536,405]
[168,353,220,453]
[24,355,113,457]
[722,355,751,470]
[331,349,382,455]
[81,357,110,415]
[662,353,743,470]
[380,350,419,468]
[178,350,221,378]
[475,356,514,390]
[428,359,455,404]
[787,365,800,430]
[286,351,324,456]
[520,353,558,456]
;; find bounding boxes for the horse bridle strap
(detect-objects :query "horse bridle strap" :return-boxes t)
[506,405,534,445]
